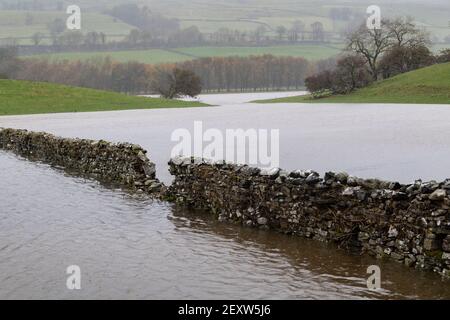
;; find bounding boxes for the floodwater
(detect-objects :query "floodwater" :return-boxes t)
[1,92,450,299]
[1,92,450,184]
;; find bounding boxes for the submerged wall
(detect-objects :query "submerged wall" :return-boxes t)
[1,127,450,277]
[0,128,163,193]
[168,157,450,277]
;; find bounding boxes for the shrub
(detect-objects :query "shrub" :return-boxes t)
[305,70,333,97]
[332,55,371,94]
[379,45,435,78]
[152,68,202,99]
[306,55,371,97]
[436,49,450,63]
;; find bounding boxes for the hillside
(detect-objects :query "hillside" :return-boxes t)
[254,63,450,104]
[0,80,206,116]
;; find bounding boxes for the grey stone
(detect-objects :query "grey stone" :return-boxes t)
[391,252,405,261]
[388,226,399,238]
[305,172,320,183]
[257,217,268,225]
[342,187,360,196]
[245,220,254,227]
[260,167,280,178]
[335,172,349,183]
[358,232,370,241]
[429,189,447,201]
[356,190,367,201]
[289,170,307,178]
[443,236,450,252]
[424,238,439,251]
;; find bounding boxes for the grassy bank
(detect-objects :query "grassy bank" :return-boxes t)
[0,80,207,116]
[254,63,450,105]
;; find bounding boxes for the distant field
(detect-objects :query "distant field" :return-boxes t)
[26,44,342,64]
[254,63,450,104]
[160,0,450,40]
[0,80,206,116]
[0,0,449,45]
[174,45,342,60]
[0,10,133,45]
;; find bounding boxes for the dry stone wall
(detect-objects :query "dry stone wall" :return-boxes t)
[0,128,163,193]
[2,127,450,278]
[168,157,450,277]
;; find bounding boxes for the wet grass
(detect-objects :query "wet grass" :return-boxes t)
[254,63,450,105]
[0,80,207,116]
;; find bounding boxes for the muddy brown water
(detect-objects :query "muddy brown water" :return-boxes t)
[1,152,450,299]
[1,92,450,299]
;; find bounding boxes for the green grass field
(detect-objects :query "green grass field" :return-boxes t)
[0,80,206,116]
[174,45,343,60]
[1,0,449,45]
[27,44,343,64]
[0,10,133,44]
[159,0,450,37]
[254,63,450,104]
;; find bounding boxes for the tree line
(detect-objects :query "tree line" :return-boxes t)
[177,55,309,92]
[0,49,312,94]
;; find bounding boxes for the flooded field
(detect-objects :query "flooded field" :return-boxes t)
[1,92,450,299]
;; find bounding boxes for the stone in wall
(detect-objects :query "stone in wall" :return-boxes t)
[168,156,450,278]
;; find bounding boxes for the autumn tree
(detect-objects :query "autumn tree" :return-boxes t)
[11,55,310,94]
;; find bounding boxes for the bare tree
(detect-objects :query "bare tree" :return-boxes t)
[386,17,430,48]
[346,20,393,80]
[347,18,430,81]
